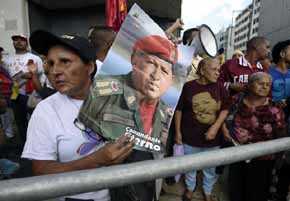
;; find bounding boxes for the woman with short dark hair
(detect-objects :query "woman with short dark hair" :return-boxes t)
[21,30,134,201]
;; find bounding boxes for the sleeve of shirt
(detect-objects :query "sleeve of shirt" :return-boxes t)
[35,56,46,86]
[218,61,231,90]
[21,102,58,161]
[176,83,187,111]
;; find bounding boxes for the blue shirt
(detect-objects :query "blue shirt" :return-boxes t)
[269,67,290,102]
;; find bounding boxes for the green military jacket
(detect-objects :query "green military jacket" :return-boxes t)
[78,73,173,153]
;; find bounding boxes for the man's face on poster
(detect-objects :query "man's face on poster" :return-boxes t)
[131,51,173,102]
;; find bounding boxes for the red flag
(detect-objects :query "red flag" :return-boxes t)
[106,0,127,32]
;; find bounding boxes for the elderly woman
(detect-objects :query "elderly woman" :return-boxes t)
[229,72,286,201]
[175,58,229,201]
[21,30,134,201]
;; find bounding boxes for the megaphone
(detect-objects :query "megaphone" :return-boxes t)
[189,24,218,58]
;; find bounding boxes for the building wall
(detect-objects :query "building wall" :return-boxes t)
[216,26,235,60]
[259,0,290,47]
[225,26,234,59]
[234,5,252,52]
[0,0,30,54]
[249,0,261,38]
[29,2,105,38]
[28,0,178,38]
[28,2,51,34]
[216,28,226,50]
[233,0,261,53]
[0,0,179,55]
[28,2,177,40]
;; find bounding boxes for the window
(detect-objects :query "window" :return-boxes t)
[252,27,258,34]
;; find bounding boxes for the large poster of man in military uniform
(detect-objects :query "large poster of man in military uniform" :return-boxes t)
[77,4,195,153]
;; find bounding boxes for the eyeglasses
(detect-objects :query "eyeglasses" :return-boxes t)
[74,118,105,155]
[73,118,102,141]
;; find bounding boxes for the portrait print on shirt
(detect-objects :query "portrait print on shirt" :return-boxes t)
[192,92,221,125]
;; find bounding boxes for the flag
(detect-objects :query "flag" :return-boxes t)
[0,67,13,99]
[106,0,127,32]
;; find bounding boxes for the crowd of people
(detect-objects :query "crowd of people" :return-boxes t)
[0,19,289,201]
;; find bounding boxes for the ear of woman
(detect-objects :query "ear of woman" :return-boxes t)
[280,51,286,59]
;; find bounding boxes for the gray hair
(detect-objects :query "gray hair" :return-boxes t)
[248,72,272,85]
[196,57,219,76]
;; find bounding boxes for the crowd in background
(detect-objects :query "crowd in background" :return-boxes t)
[0,18,289,201]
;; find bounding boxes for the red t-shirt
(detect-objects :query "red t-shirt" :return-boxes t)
[140,101,157,135]
[218,57,266,90]
[176,80,229,147]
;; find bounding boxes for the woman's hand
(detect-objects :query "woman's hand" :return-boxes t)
[205,124,219,141]
[95,135,134,166]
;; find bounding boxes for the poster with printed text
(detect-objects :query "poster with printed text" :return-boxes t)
[77,4,195,153]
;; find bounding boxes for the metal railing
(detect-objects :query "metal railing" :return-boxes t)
[1,137,290,201]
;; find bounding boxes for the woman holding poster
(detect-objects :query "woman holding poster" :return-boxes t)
[22,30,134,201]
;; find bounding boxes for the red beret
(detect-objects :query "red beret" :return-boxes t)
[132,35,178,64]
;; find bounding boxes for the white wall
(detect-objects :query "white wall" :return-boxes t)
[0,0,30,54]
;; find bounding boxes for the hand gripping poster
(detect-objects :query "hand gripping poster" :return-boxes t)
[77,4,217,154]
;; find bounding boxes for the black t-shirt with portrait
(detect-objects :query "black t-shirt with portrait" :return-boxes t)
[176,80,229,147]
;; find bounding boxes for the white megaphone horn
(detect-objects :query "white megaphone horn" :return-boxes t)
[189,24,218,58]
